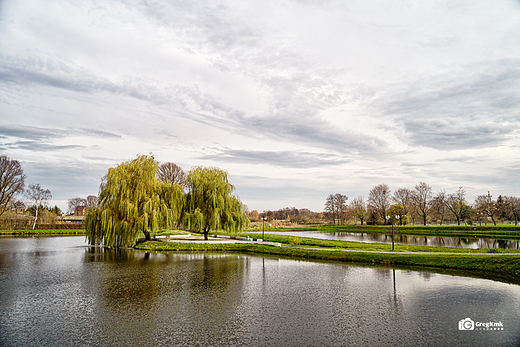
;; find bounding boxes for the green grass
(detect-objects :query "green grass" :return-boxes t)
[248,224,520,239]
[239,233,520,253]
[0,229,85,235]
[135,241,520,284]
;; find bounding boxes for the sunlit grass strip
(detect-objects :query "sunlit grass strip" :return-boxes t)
[239,233,520,253]
[135,241,520,278]
[0,229,86,235]
[249,224,520,239]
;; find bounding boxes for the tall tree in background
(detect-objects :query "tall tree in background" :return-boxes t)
[85,155,184,247]
[368,184,391,224]
[430,190,448,225]
[157,162,186,188]
[25,183,52,230]
[324,193,348,224]
[503,196,520,225]
[350,196,367,225]
[411,182,433,226]
[446,187,467,226]
[67,197,87,214]
[86,195,98,209]
[392,188,412,225]
[0,155,26,218]
[183,166,248,240]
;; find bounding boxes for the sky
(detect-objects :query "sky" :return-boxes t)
[1,0,520,213]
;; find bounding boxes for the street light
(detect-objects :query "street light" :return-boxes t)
[261,216,267,241]
[386,214,400,251]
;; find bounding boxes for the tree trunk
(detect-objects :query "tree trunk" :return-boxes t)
[423,214,427,226]
[32,208,38,230]
[204,227,209,240]
[144,231,151,241]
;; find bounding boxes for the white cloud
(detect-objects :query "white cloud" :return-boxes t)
[1,0,520,212]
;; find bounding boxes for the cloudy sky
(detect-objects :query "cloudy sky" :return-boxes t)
[1,0,520,213]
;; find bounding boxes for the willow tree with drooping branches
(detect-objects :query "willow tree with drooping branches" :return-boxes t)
[183,166,249,240]
[85,155,184,247]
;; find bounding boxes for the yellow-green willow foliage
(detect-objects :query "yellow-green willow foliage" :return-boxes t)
[183,166,249,240]
[85,155,184,247]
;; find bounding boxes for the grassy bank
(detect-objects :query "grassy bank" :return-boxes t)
[251,224,520,239]
[135,241,520,283]
[0,229,86,236]
[239,233,520,253]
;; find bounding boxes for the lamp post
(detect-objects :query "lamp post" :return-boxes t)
[386,214,400,251]
[261,216,267,241]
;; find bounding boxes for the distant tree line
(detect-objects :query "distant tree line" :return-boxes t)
[248,207,324,225]
[324,182,520,226]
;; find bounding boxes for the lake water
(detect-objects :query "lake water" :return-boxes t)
[1,236,519,346]
[260,231,520,249]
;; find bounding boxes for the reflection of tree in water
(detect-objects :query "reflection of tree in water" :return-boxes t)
[83,246,159,311]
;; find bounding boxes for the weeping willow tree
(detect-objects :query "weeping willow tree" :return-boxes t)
[183,166,249,240]
[85,155,184,247]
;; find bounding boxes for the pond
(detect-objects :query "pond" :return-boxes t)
[1,236,519,346]
[259,231,520,249]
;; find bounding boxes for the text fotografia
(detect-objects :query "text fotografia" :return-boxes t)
[459,318,504,331]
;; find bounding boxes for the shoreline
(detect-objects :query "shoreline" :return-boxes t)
[135,240,520,284]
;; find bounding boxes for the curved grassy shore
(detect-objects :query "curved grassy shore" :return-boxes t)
[256,224,520,239]
[0,229,86,235]
[135,239,520,282]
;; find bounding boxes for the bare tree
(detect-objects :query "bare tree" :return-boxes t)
[350,196,367,225]
[0,155,26,218]
[430,190,448,225]
[68,197,87,214]
[392,188,412,224]
[474,192,501,226]
[25,183,52,230]
[86,195,98,209]
[411,182,433,226]
[157,162,186,187]
[503,196,520,226]
[324,193,348,224]
[368,184,391,224]
[446,186,467,226]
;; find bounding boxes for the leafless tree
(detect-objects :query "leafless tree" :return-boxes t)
[324,193,348,224]
[68,197,87,214]
[430,190,448,225]
[474,192,500,226]
[446,187,467,226]
[503,196,520,225]
[157,162,186,187]
[350,196,367,225]
[25,183,52,230]
[86,195,98,209]
[411,182,433,226]
[0,155,26,218]
[368,184,391,224]
[392,188,412,223]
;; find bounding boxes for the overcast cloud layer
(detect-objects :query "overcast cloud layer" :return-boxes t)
[1,0,520,212]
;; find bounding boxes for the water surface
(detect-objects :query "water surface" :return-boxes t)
[1,236,519,346]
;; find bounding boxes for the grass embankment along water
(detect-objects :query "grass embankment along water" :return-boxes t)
[135,239,520,283]
[252,224,520,239]
[0,229,86,235]
[239,233,520,253]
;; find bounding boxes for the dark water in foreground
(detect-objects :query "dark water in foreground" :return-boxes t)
[1,237,520,346]
[260,231,520,249]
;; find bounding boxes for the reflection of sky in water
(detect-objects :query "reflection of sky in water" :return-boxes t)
[259,231,520,249]
[0,236,519,346]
